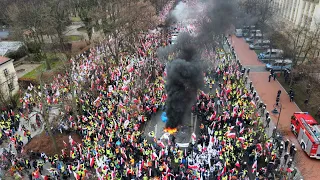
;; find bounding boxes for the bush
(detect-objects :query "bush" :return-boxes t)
[64,35,83,42]
[6,46,28,60]
[18,77,39,89]
[25,42,41,54]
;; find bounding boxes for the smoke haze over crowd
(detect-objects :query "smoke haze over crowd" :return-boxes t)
[161,0,242,128]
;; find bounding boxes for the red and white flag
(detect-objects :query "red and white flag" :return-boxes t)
[121,85,129,91]
[250,100,256,108]
[252,160,257,173]
[219,162,227,176]
[287,167,294,173]
[191,133,196,143]
[226,132,236,139]
[158,141,165,148]
[188,164,199,170]
[239,127,245,134]
[256,143,262,151]
[235,161,240,168]
[238,137,245,142]
[73,172,80,180]
[90,157,95,167]
[151,152,158,160]
[126,64,134,73]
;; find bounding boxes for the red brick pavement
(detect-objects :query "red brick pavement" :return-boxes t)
[231,36,320,180]
[229,35,264,66]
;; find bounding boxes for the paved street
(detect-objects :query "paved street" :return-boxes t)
[231,35,320,180]
[144,110,196,146]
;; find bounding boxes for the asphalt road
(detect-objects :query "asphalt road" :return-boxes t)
[143,69,213,147]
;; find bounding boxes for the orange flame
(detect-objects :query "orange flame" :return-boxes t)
[164,127,178,134]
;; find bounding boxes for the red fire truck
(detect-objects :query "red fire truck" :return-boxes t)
[291,112,320,159]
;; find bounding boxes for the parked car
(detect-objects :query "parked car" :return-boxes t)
[249,40,270,50]
[242,26,250,37]
[265,59,292,71]
[245,34,263,43]
[243,29,250,37]
[250,29,256,35]
[235,29,243,37]
[245,36,255,43]
[258,49,283,60]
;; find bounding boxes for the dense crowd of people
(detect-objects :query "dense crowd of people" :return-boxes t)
[0,0,300,180]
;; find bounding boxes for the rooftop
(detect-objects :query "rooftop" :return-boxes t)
[0,41,24,56]
[294,112,318,125]
[0,56,11,65]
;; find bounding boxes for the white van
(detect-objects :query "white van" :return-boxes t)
[235,29,243,37]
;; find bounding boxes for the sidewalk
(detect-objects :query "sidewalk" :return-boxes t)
[230,35,320,180]
[223,40,304,180]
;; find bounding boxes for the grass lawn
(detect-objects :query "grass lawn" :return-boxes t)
[22,53,66,79]
[64,35,83,42]
[277,74,320,122]
[70,16,81,22]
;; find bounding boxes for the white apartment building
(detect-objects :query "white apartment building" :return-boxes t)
[0,56,19,98]
[272,0,320,30]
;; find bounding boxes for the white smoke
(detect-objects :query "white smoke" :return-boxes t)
[171,1,205,27]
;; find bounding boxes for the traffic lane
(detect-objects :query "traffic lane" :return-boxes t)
[250,72,320,180]
[229,35,264,66]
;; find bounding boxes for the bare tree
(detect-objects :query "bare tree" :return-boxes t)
[98,0,158,63]
[46,0,71,52]
[73,0,99,43]
[149,0,171,13]
[6,0,52,69]
[274,22,320,86]
[37,72,59,153]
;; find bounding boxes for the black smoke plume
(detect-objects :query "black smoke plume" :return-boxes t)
[165,42,203,128]
[162,0,244,128]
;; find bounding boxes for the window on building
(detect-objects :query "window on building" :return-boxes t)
[8,82,14,91]
[3,69,9,77]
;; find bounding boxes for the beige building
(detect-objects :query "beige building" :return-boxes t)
[0,56,19,98]
[272,0,320,30]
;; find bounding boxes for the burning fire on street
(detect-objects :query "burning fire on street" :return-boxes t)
[164,127,178,134]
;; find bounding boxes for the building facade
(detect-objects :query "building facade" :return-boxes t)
[272,0,320,30]
[0,56,19,99]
